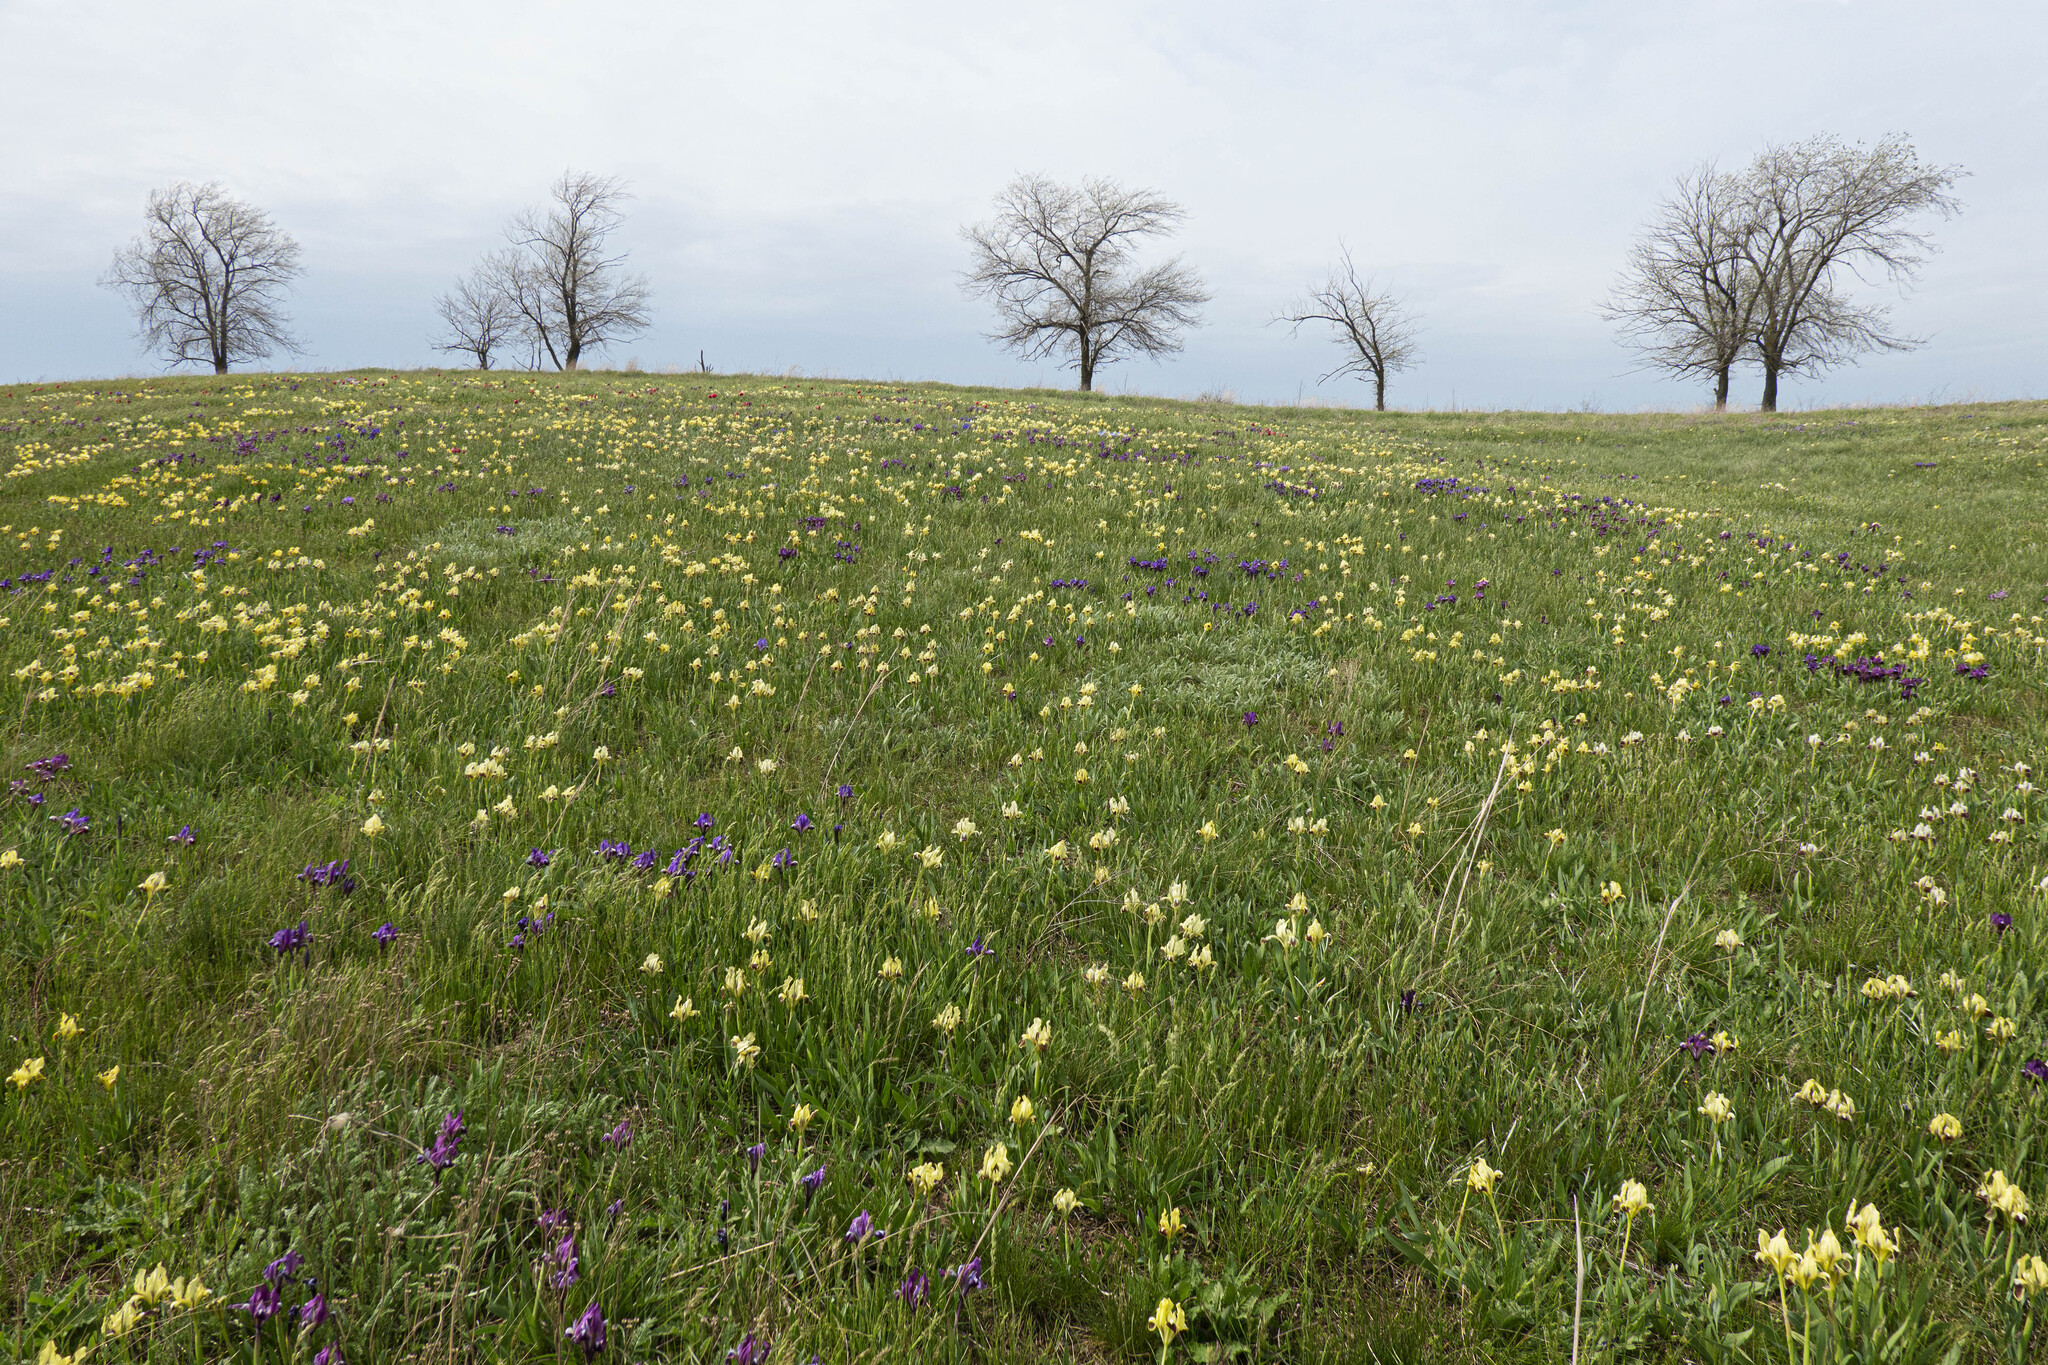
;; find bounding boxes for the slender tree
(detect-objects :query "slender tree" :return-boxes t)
[961,174,1209,392]
[1603,165,1759,410]
[1740,134,1962,411]
[431,254,520,369]
[101,182,303,375]
[501,172,652,371]
[1274,247,1422,411]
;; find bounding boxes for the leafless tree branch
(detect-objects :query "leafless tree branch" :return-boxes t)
[100,181,303,375]
[500,171,652,371]
[1274,246,1422,410]
[960,174,1210,392]
[431,252,521,369]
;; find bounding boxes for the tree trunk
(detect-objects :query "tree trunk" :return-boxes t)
[1713,366,1730,411]
[1374,374,1386,412]
[1078,347,1093,392]
[1759,361,1780,413]
[213,356,228,375]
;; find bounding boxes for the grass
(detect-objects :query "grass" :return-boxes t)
[1,369,2045,1363]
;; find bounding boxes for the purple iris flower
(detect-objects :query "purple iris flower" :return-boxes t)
[313,1346,345,1365]
[844,1209,880,1243]
[800,1165,826,1195]
[1992,913,2013,936]
[1400,990,1418,1014]
[51,807,89,834]
[550,1233,580,1289]
[965,936,994,959]
[791,813,813,832]
[771,847,795,870]
[537,1208,570,1231]
[942,1256,985,1293]
[1680,1032,1716,1058]
[270,921,310,954]
[837,784,854,799]
[606,1197,624,1221]
[601,1119,634,1148]
[264,1251,305,1283]
[2024,1058,2048,1084]
[728,1334,767,1365]
[417,1110,466,1172]
[169,824,195,845]
[242,1280,283,1321]
[373,922,397,947]
[297,1291,330,1327]
[526,847,553,867]
[1242,711,1258,727]
[746,1142,766,1174]
[898,1268,930,1308]
[564,1300,606,1357]
[695,813,715,830]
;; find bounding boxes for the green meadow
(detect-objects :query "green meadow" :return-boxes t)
[2,372,2046,1363]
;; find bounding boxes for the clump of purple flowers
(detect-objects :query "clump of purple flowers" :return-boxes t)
[565,1301,606,1357]
[942,1256,986,1293]
[269,920,310,955]
[417,1110,466,1173]
[298,859,356,893]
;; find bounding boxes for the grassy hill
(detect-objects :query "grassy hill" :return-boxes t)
[3,371,2045,1362]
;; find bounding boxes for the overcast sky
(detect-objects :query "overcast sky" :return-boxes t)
[3,0,2042,410]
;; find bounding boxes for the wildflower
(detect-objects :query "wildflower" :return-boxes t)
[131,1263,171,1306]
[789,1103,816,1135]
[1711,1030,1740,1053]
[932,1003,963,1035]
[1082,963,1111,986]
[1612,1179,1652,1218]
[844,1209,881,1244]
[943,1256,986,1293]
[898,1268,931,1308]
[670,996,699,1023]
[1928,1112,1962,1141]
[1157,1206,1183,1240]
[9,1057,47,1088]
[878,956,904,981]
[1714,928,1743,951]
[723,966,749,998]
[746,1143,767,1173]
[730,1033,761,1069]
[1824,1090,1857,1122]
[54,1013,81,1042]
[2015,1255,2048,1300]
[417,1110,466,1171]
[169,1275,210,1310]
[1179,913,1208,938]
[1044,839,1070,861]
[1148,1296,1188,1347]
[1795,1078,1828,1105]
[1978,1170,2031,1223]
[1544,828,1566,847]
[980,1141,1013,1183]
[1053,1188,1080,1216]
[640,953,664,975]
[0,850,21,870]
[1755,1228,1796,1275]
[1599,881,1624,906]
[727,1333,767,1364]
[1305,919,1329,948]
[1019,1017,1052,1053]
[777,976,807,1005]
[360,813,384,837]
[1697,1091,1733,1124]
[97,1064,120,1089]
[1189,944,1215,971]
[1001,801,1024,820]
[1987,1015,2019,1042]
[1935,1029,1964,1053]
[1121,971,1146,994]
[917,844,943,869]
[876,830,900,852]
[1264,918,1299,950]
[907,1161,945,1195]
[103,1299,144,1336]
[564,1301,606,1358]
[952,817,979,840]
[1198,819,1219,840]
[1073,767,1089,784]
[137,870,169,899]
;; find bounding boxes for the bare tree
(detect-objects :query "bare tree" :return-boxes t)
[1740,134,1962,411]
[101,182,303,375]
[1274,247,1421,411]
[501,172,652,370]
[961,174,1210,392]
[431,253,520,369]
[1603,165,1760,410]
